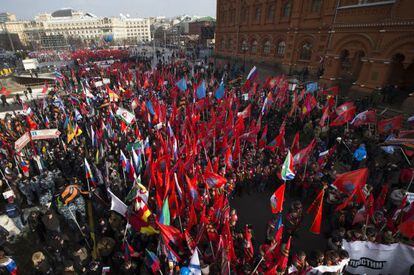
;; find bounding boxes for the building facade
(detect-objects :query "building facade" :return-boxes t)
[215,0,414,93]
[0,9,152,50]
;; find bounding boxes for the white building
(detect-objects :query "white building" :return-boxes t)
[34,8,151,44]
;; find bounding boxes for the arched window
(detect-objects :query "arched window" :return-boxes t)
[263,40,271,55]
[277,41,286,56]
[221,39,226,50]
[268,5,275,22]
[227,38,233,50]
[282,1,292,17]
[300,42,312,60]
[240,39,249,52]
[251,40,258,54]
[311,0,322,12]
[255,7,261,22]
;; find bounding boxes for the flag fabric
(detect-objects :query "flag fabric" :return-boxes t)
[308,189,325,234]
[408,115,414,126]
[176,78,187,92]
[84,158,97,187]
[333,168,368,195]
[215,81,225,100]
[145,249,161,273]
[378,115,403,134]
[319,107,330,127]
[330,106,356,127]
[351,110,376,127]
[270,183,285,214]
[116,107,135,124]
[0,257,17,275]
[196,80,206,99]
[204,171,227,189]
[246,66,258,81]
[323,86,339,96]
[281,150,295,181]
[41,82,49,94]
[20,160,30,177]
[188,249,202,275]
[336,102,355,116]
[398,204,414,238]
[306,82,318,93]
[0,86,11,97]
[159,197,171,225]
[293,139,316,167]
[107,188,128,217]
[157,222,182,260]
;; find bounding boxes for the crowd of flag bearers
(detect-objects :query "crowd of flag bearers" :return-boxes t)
[0,49,413,274]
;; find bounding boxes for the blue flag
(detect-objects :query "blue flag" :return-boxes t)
[176,78,187,92]
[306,82,318,93]
[146,101,155,116]
[196,80,206,99]
[215,81,225,100]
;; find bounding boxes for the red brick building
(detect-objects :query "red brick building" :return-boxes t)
[215,0,414,94]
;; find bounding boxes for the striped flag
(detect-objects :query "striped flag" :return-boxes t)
[281,150,295,181]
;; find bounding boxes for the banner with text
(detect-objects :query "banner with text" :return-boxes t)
[343,240,414,275]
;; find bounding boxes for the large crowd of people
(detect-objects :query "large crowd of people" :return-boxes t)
[0,49,412,275]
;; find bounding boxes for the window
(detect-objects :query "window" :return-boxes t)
[311,0,322,12]
[221,39,226,50]
[300,43,312,60]
[251,40,258,54]
[283,1,292,17]
[240,39,248,52]
[242,7,249,23]
[263,41,271,55]
[255,7,261,22]
[227,39,233,50]
[277,41,286,56]
[268,5,275,22]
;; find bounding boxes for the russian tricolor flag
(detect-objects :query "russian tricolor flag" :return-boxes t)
[247,66,258,81]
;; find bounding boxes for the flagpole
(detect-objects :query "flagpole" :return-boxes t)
[68,207,91,249]
[406,171,414,192]
[251,256,264,274]
[400,147,411,166]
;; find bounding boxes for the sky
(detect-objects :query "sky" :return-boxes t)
[1,0,216,19]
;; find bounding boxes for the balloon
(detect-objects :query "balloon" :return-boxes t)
[180,267,191,275]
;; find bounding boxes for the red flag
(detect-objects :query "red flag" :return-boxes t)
[41,81,49,94]
[330,106,356,127]
[351,110,376,127]
[335,102,355,116]
[333,168,368,195]
[237,104,251,119]
[293,139,316,166]
[301,93,317,117]
[378,115,403,134]
[0,86,11,97]
[156,222,182,260]
[375,184,389,210]
[270,183,285,214]
[225,146,233,169]
[276,236,291,271]
[26,116,38,130]
[203,171,227,189]
[398,203,414,238]
[258,125,268,149]
[323,86,339,96]
[319,107,330,127]
[290,132,300,155]
[309,190,324,234]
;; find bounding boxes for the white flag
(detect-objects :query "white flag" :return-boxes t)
[107,188,128,217]
[188,249,201,275]
[116,107,135,124]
